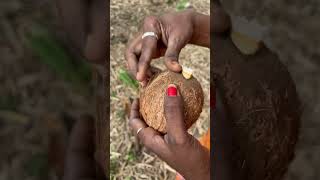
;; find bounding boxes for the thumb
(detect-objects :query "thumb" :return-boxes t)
[164,37,183,73]
[164,84,188,144]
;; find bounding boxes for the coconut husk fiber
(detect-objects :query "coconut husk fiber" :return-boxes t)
[139,70,204,134]
[213,36,301,180]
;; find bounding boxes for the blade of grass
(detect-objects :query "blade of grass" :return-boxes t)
[118,68,139,90]
[176,0,190,11]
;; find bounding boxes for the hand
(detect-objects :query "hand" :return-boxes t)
[125,4,230,86]
[129,84,210,180]
[125,9,197,86]
[56,0,107,64]
[63,116,106,180]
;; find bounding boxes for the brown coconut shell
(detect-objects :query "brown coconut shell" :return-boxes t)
[213,36,301,180]
[139,70,204,133]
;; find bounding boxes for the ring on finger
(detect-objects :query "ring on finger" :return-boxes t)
[136,127,146,135]
[142,32,158,40]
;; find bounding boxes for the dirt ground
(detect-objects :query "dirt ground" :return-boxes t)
[110,0,210,179]
[222,0,320,179]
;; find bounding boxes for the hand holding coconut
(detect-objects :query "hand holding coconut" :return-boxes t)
[125,4,230,86]
[129,84,210,180]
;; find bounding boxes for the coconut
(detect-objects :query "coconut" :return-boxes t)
[213,36,301,180]
[139,70,204,133]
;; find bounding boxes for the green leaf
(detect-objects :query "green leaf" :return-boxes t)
[125,150,137,162]
[176,0,190,11]
[118,68,139,90]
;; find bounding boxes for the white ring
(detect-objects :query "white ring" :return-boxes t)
[142,32,158,40]
[136,127,145,135]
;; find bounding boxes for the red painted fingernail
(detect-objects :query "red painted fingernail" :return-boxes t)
[167,84,177,96]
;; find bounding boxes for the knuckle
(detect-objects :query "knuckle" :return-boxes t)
[126,45,136,56]
[141,46,153,57]
[143,16,159,29]
[151,135,163,146]
[164,105,177,116]
[165,50,178,59]
[146,135,162,152]
[139,132,148,145]
[128,118,137,127]
[138,58,150,68]
[169,134,191,147]
[139,130,160,150]
[142,138,153,150]
[164,98,179,109]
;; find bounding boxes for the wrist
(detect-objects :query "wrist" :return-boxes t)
[190,12,210,48]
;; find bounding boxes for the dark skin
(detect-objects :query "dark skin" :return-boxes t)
[126,2,233,180]
[125,9,210,86]
[125,4,231,86]
[130,88,210,180]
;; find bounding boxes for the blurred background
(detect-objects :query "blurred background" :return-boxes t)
[110,0,210,179]
[222,0,320,179]
[0,1,95,179]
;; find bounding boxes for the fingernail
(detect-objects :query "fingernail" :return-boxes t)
[167,84,177,96]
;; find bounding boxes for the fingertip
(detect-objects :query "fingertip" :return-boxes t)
[165,59,182,72]
[132,98,140,107]
[167,84,178,97]
[136,69,147,82]
[130,99,141,119]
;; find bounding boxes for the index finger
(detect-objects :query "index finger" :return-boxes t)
[130,98,141,119]
[125,34,143,79]
[136,35,158,82]
[136,16,161,82]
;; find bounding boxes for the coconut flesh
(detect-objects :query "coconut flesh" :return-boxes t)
[139,70,204,133]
